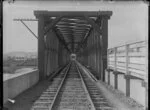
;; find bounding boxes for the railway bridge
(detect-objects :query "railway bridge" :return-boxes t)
[3,10,148,110]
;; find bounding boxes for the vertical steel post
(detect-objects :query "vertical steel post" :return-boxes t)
[37,16,46,80]
[95,35,99,76]
[101,17,109,81]
[98,34,102,80]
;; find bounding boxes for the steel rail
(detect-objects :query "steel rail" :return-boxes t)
[76,61,97,82]
[49,62,71,110]
[75,63,96,110]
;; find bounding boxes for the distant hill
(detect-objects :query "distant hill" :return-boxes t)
[3,51,37,60]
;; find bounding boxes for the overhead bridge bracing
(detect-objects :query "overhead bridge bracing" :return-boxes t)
[34,11,112,81]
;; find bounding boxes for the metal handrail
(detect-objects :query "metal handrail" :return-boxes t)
[108,40,146,50]
[107,40,147,80]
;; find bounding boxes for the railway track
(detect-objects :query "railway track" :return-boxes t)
[31,63,71,110]
[31,61,114,110]
[77,65,115,110]
[50,62,95,110]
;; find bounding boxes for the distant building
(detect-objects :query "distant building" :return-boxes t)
[14,56,27,61]
[29,55,37,59]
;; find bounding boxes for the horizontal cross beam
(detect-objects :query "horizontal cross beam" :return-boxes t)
[14,19,38,21]
[75,28,92,53]
[34,11,113,17]
[66,42,80,45]
[53,28,71,53]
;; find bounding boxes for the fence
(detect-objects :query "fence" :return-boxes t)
[107,40,148,80]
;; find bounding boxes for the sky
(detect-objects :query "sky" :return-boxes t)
[3,1,148,53]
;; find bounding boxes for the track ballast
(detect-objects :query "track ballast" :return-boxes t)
[31,61,114,110]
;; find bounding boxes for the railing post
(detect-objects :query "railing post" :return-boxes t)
[125,44,130,97]
[145,40,148,109]
[114,47,117,71]
[107,49,109,70]
[125,44,129,74]
[114,47,118,89]
[107,49,109,84]
[108,70,110,85]
[45,49,48,76]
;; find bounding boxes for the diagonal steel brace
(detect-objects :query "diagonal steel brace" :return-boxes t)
[20,20,38,39]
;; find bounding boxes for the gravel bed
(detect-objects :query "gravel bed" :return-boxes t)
[100,81,145,110]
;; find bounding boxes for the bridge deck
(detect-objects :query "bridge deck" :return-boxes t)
[4,62,143,110]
